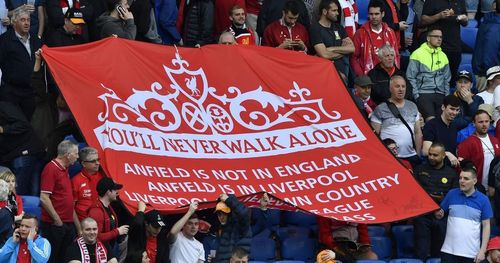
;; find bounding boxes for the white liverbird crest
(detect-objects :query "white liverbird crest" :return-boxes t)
[97,51,341,134]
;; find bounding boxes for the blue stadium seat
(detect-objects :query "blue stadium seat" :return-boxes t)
[467,19,478,28]
[250,237,276,261]
[280,237,316,261]
[249,261,266,263]
[460,27,478,50]
[426,258,441,263]
[278,226,311,240]
[370,236,392,260]
[389,259,423,263]
[21,195,41,220]
[368,225,386,237]
[461,53,472,65]
[357,0,370,23]
[283,211,317,227]
[274,261,305,263]
[357,260,387,263]
[392,225,415,258]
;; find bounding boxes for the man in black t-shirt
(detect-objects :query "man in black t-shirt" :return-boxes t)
[66,217,117,263]
[420,0,468,84]
[309,0,354,77]
[412,142,458,261]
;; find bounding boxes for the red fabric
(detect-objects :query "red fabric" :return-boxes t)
[457,134,500,184]
[15,194,23,216]
[41,38,438,223]
[317,217,371,248]
[399,159,413,172]
[16,239,31,263]
[262,19,309,49]
[351,22,400,76]
[72,170,104,220]
[146,236,157,263]
[230,27,257,45]
[341,0,359,39]
[245,0,261,15]
[40,160,74,223]
[384,0,400,49]
[214,0,246,36]
[87,200,119,243]
[176,0,186,34]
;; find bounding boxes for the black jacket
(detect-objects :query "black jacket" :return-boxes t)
[0,29,41,93]
[214,195,251,263]
[127,211,170,263]
[256,0,310,37]
[367,63,413,104]
[0,101,44,163]
[182,0,214,47]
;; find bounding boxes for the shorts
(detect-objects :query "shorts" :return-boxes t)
[466,0,479,12]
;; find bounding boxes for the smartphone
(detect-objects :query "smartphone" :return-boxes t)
[116,5,126,16]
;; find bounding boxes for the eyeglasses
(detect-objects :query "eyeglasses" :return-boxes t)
[83,158,100,163]
[428,35,443,39]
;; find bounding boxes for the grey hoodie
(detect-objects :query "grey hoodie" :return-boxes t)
[96,12,137,40]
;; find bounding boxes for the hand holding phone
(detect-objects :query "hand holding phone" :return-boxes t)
[13,228,20,243]
[116,4,133,20]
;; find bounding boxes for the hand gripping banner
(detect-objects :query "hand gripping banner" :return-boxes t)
[42,38,437,223]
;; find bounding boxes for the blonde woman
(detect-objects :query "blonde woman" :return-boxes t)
[0,168,24,221]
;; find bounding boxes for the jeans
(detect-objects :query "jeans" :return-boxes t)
[413,214,447,260]
[11,155,45,196]
[40,222,76,263]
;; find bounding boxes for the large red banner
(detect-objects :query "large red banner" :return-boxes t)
[42,38,437,223]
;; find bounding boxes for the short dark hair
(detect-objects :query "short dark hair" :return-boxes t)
[231,247,249,258]
[368,0,384,12]
[382,138,396,146]
[427,25,442,35]
[430,142,445,151]
[283,0,300,15]
[318,0,339,16]
[461,165,477,178]
[22,214,39,227]
[229,5,244,16]
[189,213,198,220]
[442,95,461,108]
[473,109,491,122]
[106,0,122,12]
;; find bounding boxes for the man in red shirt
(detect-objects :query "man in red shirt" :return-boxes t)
[39,140,79,263]
[262,0,309,52]
[72,147,104,233]
[87,177,129,251]
[0,214,51,263]
[350,0,400,76]
[227,5,258,45]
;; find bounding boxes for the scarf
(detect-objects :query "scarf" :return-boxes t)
[76,237,108,263]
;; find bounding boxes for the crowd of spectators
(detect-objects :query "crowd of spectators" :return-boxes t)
[0,0,500,261]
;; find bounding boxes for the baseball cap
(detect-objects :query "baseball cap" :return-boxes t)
[354,75,373,87]
[486,66,500,81]
[96,177,123,196]
[478,104,494,118]
[215,201,231,213]
[65,8,85,24]
[457,70,473,82]
[144,210,165,227]
[487,237,500,251]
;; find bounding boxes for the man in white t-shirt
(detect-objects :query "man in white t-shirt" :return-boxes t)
[479,66,500,104]
[458,109,500,193]
[169,202,205,263]
[371,75,423,167]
